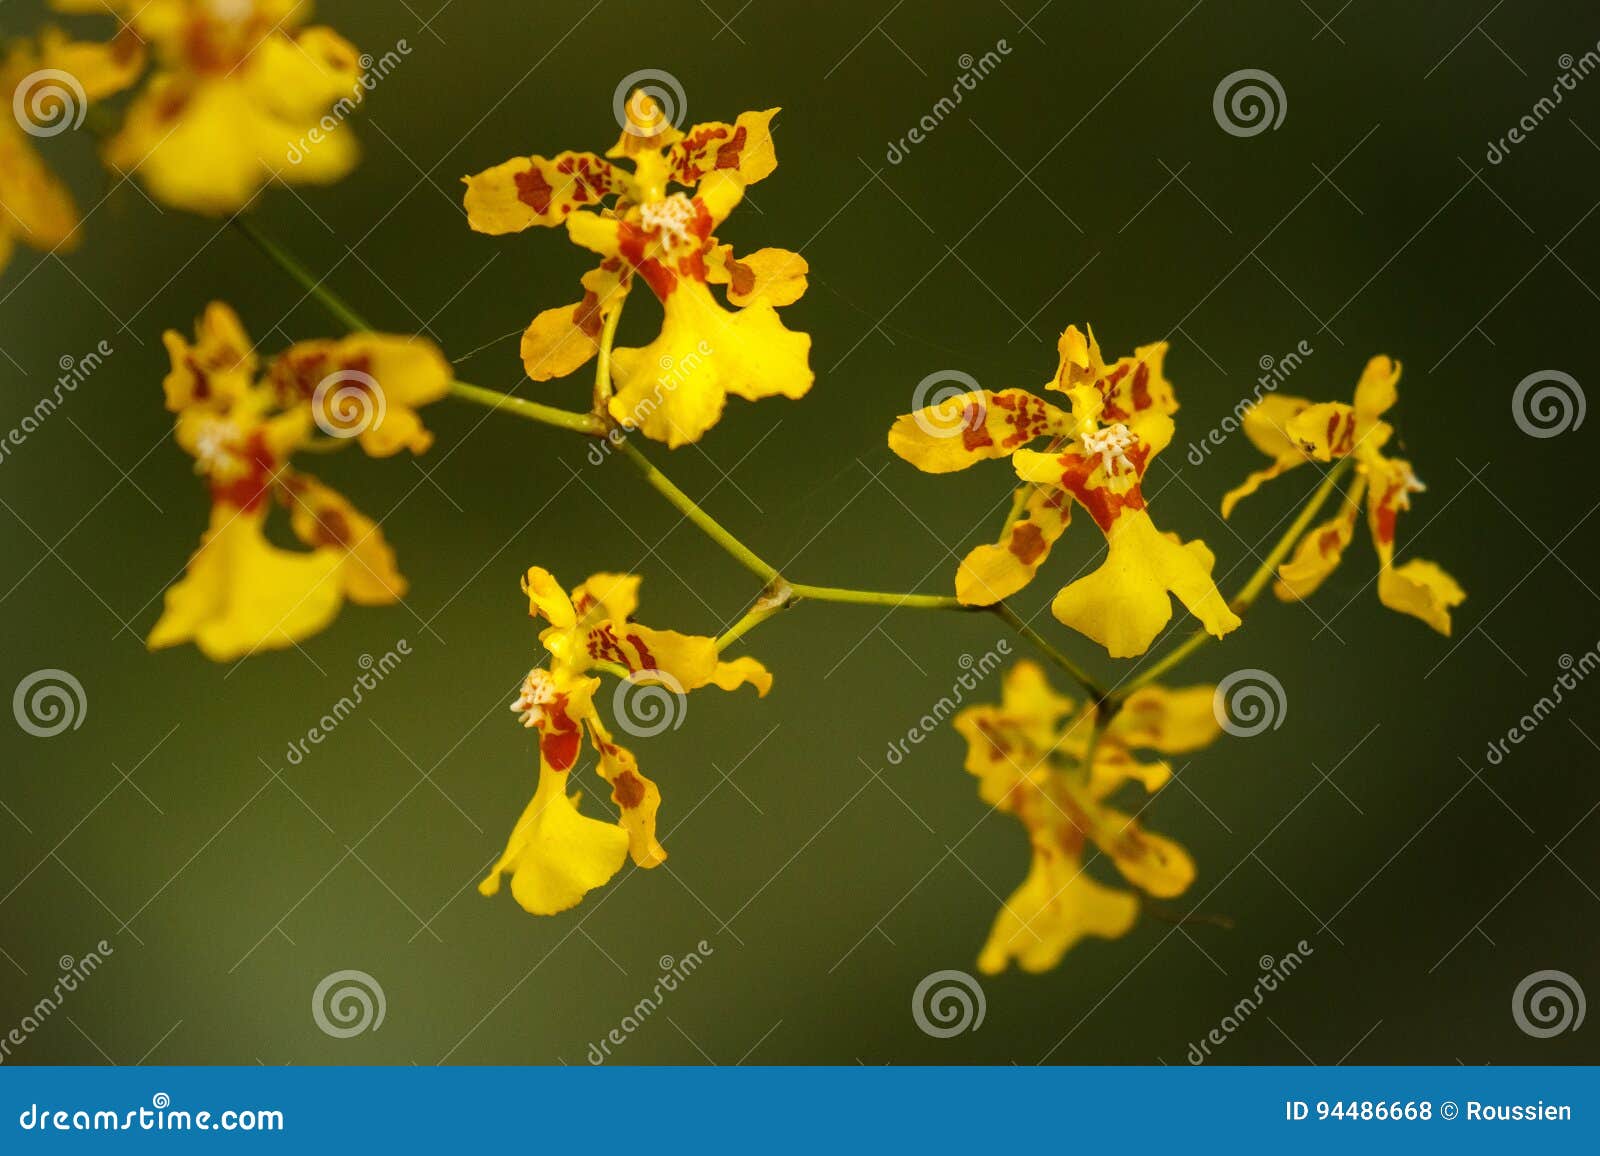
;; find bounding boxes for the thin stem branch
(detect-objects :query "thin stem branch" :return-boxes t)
[1143,903,1236,931]
[789,583,966,610]
[447,381,606,436]
[592,306,623,415]
[1081,710,1111,770]
[1229,455,1356,613]
[231,215,372,332]
[1119,455,1357,694]
[237,219,610,438]
[717,588,793,651]
[988,602,1106,700]
[613,438,781,584]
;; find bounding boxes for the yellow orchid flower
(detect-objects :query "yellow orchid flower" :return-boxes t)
[148,303,436,661]
[953,661,1219,974]
[0,117,77,277]
[481,566,771,915]
[463,93,812,447]
[1222,356,1466,635]
[267,331,453,457]
[161,298,258,410]
[63,0,364,213]
[0,29,142,274]
[890,323,1239,657]
[282,472,407,605]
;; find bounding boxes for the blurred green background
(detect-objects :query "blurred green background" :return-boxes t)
[3,0,1598,1065]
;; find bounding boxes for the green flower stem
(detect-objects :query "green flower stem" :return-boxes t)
[1118,454,1357,695]
[231,216,373,333]
[608,437,1097,691]
[612,438,782,585]
[1143,903,1237,930]
[232,220,604,439]
[1229,454,1356,612]
[592,306,623,414]
[446,381,607,436]
[716,588,793,651]
[1081,710,1111,770]
[988,601,1106,701]
[788,583,966,610]
[995,483,1030,537]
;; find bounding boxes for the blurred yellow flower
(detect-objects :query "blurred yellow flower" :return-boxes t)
[268,331,452,457]
[149,303,445,660]
[890,324,1239,657]
[1223,355,1465,635]
[0,29,142,274]
[63,0,364,213]
[463,93,812,447]
[953,661,1219,974]
[481,566,771,915]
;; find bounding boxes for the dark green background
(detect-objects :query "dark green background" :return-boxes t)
[3,0,1597,1065]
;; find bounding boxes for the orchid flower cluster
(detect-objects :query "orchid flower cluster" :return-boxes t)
[4,4,1465,973]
